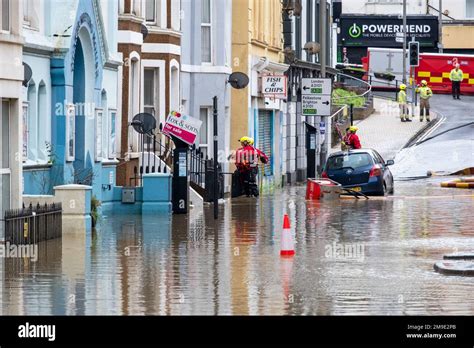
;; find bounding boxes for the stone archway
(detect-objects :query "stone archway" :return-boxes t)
[72,25,96,184]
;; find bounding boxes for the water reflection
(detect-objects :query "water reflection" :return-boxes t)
[2,178,474,315]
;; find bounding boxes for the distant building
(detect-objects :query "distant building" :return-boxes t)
[0,0,23,237]
[283,0,336,182]
[180,0,233,192]
[231,0,289,190]
[116,0,181,187]
[337,0,474,62]
[21,0,122,203]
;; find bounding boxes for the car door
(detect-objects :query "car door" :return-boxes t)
[326,155,352,185]
[373,151,393,190]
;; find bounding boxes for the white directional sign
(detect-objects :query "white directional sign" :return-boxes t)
[302,95,331,116]
[301,78,332,116]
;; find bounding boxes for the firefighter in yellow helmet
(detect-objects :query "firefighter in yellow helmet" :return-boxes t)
[345,126,361,149]
[416,80,433,122]
[398,84,411,122]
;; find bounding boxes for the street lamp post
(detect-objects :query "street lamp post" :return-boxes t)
[402,0,407,84]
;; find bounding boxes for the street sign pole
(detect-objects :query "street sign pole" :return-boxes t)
[402,0,407,84]
[410,37,416,118]
[301,78,332,175]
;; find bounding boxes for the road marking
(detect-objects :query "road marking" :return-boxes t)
[416,115,446,144]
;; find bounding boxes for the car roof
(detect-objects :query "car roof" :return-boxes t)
[329,149,378,157]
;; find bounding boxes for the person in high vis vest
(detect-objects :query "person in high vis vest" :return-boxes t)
[398,84,411,122]
[416,80,433,122]
[449,64,463,100]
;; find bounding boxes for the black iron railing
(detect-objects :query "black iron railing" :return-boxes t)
[189,144,207,189]
[4,203,62,245]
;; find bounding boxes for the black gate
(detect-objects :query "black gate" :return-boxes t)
[4,203,62,244]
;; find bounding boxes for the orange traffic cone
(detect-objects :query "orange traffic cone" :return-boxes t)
[280,214,295,257]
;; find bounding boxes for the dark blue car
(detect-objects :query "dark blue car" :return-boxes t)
[322,149,395,196]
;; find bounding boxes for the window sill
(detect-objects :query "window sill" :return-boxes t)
[23,162,53,170]
[102,159,120,166]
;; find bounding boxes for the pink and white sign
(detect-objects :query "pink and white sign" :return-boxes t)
[162,111,202,145]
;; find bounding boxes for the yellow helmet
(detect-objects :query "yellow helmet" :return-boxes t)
[239,136,251,144]
[349,126,359,133]
[421,80,428,86]
[400,84,407,90]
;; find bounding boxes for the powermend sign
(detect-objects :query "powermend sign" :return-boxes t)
[301,78,332,116]
[340,15,439,48]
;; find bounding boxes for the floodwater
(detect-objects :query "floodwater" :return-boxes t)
[2,177,474,315]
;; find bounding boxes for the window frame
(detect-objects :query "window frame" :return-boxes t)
[1,0,10,32]
[1,100,11,171]
[65,103,75,162]
[145,0,157,24]
[22,102,29,162]
[198,107,211,159]
[95,108,104,162]
[143,67,158,117]
[108,108,118,160]
[201,0,213,64]
[467,0,474,19]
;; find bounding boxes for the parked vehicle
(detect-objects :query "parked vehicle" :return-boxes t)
[362,48,474,95]
[415,53,474,95]
[322,149,395,196]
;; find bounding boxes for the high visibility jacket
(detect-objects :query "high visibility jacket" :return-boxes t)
[450,69,464,82]
[417,86,433,99]
[398,90,407,104]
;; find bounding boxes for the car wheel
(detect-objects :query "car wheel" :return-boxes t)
[381,182,387,196]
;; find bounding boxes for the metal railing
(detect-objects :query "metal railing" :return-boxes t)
[4,203,62,245]
[189,144,207,189]
[130,131,174,187]
[329,105,350,148]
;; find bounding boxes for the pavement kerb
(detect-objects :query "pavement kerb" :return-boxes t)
[402,110,442,149]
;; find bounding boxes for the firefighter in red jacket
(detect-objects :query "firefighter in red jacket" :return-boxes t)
[234,137,268,197]
[345,126,362,149]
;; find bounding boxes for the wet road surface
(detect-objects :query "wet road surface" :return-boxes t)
[392,94,474,178]
[2,178,473,315]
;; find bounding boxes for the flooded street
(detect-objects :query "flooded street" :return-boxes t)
[2,177,474,315]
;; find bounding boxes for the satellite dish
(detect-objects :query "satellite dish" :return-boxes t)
[304,42,321,55]
[141,24,148,40]
[131,113,156,134]
[23,62,32,87]
[228,72,249,89]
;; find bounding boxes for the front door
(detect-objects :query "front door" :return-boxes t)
[0,100,11,238]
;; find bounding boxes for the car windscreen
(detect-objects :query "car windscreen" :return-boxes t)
[326,153,373,170]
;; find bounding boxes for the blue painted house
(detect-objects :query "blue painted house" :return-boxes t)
[22,0,121,202]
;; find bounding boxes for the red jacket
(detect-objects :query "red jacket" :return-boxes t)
[348,133,361,149]
[235,145,268,170]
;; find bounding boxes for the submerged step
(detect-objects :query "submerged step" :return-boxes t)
[434,261,474,276]
[443,253,474,260]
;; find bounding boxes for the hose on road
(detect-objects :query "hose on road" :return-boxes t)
[415,121,474,146]
[394,176,431,181]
